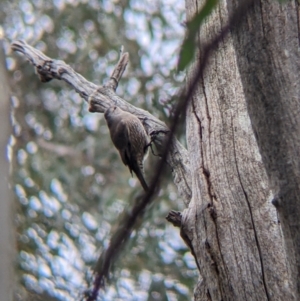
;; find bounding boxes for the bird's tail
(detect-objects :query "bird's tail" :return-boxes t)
[133,162,148,191]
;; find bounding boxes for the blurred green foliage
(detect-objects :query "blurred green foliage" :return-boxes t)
[1,0,197,300]
[178,0,218,71]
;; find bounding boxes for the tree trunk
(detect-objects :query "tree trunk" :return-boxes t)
[183,0,298,300]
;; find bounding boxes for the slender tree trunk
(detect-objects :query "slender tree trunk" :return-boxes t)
[183,0,298,299]
[0,38,15,300]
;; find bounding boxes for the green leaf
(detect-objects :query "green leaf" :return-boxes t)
[178,0,219,72]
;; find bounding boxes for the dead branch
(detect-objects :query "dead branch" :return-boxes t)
[11,40,192,202]
[11,40,192,300]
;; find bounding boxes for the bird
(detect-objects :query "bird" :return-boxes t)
[104,106,150,191]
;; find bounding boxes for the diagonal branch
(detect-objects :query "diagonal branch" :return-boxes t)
[11,39,192,301]
[11,40,192,202]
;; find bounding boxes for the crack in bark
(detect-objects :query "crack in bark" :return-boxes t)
[206,289,212,301]
[259,0,266,38]
[195,209,205,277]
[201,86,231,295]
[296,0,300,47]
[193,93,229,300]
[197,196,224,299]
[205,187,231,300]
[192,98,203,140]
[202,209,224,300]
[201,75,212,137]
[228,223,248,300]
[231,115,270,301]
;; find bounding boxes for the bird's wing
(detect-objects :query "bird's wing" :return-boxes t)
[116,122,134,176]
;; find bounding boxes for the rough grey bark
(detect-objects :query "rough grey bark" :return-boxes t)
[11,1,300,297]
[230,0,300,297]
[183,0,297,300]
[0,38,14,300]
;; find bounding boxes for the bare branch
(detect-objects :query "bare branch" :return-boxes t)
[11,40,98,99]
[11,40,192,202]
[12,40,194,301]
